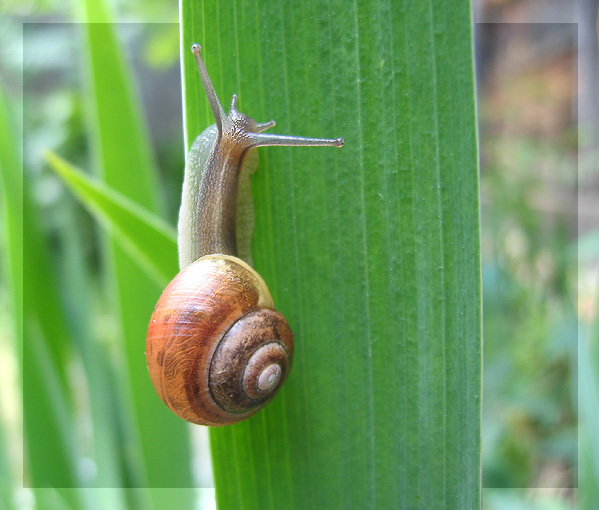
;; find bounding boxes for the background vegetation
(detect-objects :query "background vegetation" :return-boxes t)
[0,0,596,509]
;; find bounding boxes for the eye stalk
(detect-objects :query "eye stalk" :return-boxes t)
[190,43,344,148]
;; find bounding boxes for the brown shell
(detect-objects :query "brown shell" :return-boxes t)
[146,255,293,426]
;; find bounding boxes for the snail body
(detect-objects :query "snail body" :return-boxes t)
[146,44,343,426]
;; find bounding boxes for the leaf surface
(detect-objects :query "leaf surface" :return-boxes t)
[181,0,481,508]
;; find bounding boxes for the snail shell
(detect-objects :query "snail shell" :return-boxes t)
[146,255,293,426]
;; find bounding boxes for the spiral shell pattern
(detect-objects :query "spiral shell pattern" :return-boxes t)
[146,255,293,426]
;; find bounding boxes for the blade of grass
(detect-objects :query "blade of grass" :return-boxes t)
[46,151,178,288]
[0,86,22,353]
[21,22,142,499]
[3,77,81,505]
[0,81,22,510]
[181,1,481,508]
[57,203,131,503]
[23,323,81,499]
[77,2,193,497]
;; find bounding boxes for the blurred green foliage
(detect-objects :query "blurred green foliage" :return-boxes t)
[481,135,578,488]
[2,14,204,510]
[0,3,594,510]
[477,23,584,506]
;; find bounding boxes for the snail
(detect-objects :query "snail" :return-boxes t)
[145,44,343,426]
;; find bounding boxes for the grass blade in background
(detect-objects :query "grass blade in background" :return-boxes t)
[0,78,24,510]
[46,151,178,288]
[0,85,22,357]
[4,74,81,506]
[181,0,481,508]
[77,1,194,501]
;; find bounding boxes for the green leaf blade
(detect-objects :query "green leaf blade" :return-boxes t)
[3,78,81,503]
[182,1,481,508]
[46,151,178,287]
[77,3,194,494]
